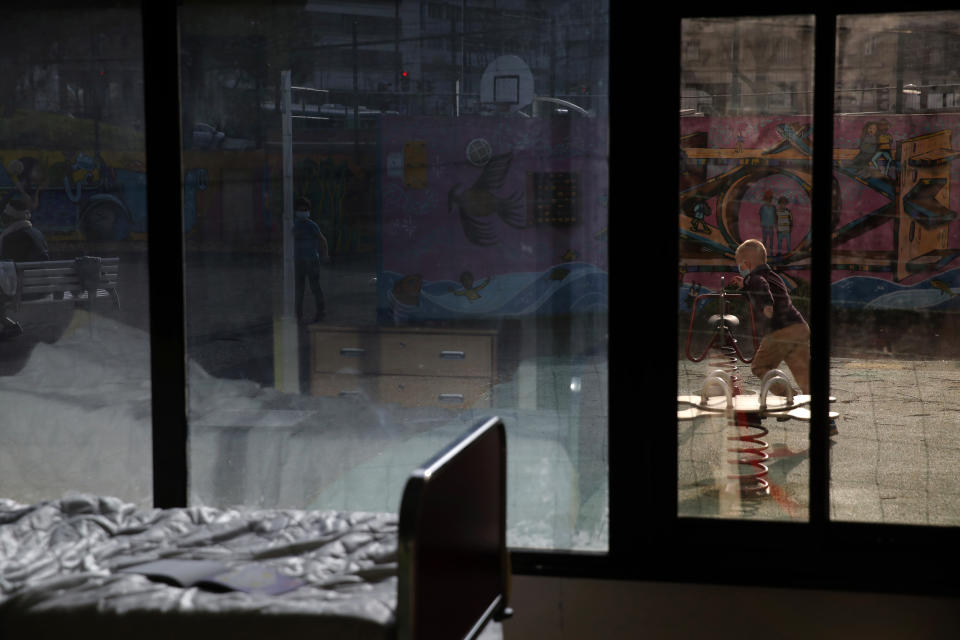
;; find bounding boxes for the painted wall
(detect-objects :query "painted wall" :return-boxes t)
[0,149,146,243]
[679,114,960,313]
[378,116,609,323]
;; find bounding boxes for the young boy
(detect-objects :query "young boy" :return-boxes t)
[731,239,836,433]
[731,239,807,390]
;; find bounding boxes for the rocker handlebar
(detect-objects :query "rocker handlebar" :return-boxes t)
[684,289,760,364]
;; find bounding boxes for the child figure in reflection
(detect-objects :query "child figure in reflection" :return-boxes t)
[292,196,330,323]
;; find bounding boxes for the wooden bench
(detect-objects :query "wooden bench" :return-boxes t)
[10,257,120,312]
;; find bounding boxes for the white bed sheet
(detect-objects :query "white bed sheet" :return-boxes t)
[0,494,403,637]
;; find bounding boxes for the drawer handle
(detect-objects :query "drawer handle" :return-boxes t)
[438,393,464,402]
[439,350,465,360]
[338,390,362,398]
[340,348,366,357]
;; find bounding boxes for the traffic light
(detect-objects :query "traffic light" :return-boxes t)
[400,70,410,91]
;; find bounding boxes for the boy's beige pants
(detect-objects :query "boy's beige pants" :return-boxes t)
[750,322,810,395]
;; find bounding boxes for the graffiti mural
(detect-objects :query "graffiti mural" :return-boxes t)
[379,116,609,323]
[0,149,147,242]
[679,115,960,313]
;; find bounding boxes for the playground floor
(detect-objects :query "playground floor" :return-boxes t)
[678,354,960,523]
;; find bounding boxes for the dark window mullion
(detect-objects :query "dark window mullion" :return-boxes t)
[810,10,836,530]
[608,9,678,574]
[143,3,188,509]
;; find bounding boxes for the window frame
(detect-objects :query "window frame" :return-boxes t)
[136,2,960,595]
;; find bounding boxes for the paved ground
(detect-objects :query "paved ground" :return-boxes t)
[678,353,960,524]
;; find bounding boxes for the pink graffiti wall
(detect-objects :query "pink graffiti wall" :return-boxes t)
[679,114,960,310]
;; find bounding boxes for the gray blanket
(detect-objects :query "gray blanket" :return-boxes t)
[0,494,401,637]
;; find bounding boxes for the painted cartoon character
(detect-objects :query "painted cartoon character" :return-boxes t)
[689,197,712,234]
[6,157,42,211]
[451,271,491,301]
[65,152,102,203]
[759,190,776,249]
[870,121,894,177]
[850,121,879,174]
[775,196,792,254]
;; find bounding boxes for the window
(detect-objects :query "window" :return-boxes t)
[6,1,957,596]
[0,6,151,507]
[679,9,960,529]
[678,15,813,521]
[833,11,960,526]
[178,0,609,553]
[662,6,960,593]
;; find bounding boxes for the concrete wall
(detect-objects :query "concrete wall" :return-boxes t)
[503,576,960,639]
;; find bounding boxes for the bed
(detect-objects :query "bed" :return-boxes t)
[0,416,511,639]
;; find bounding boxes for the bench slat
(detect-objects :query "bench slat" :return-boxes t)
[23,286,116,302]
[16,258,119,268]
[22,274,118,284]
[22,275,118,285]
[11,257,121,311]
[23,285,111,295]
[20,266,118,277]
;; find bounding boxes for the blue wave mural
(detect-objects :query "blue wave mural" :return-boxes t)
[380,263,609,323]
[850,269,960,311]
[679,268,960,313]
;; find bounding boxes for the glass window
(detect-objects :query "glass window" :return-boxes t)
[678,16,814,520]
[0,8,151,506]
[181,1,609,552]
[832,12,960,526]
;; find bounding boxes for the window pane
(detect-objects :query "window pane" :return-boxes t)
[679,16,813,520]
[0,9,151,505]
[182,2,609,552]
[832,12,960,525]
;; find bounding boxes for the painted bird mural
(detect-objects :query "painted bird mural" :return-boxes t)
[448,151,526,246]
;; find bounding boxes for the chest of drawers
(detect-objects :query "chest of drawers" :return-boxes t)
[308,325,497,408]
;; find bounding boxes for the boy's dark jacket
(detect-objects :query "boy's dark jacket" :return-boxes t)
[741,263,806,334]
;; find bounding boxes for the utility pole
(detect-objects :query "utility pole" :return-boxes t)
[395,0,400,94]
[276,72,329,392]
[353,21,360,161]
[276,69,298,392]
[730,21,741,115]
[895,30,906,114]
[451,13,458,115]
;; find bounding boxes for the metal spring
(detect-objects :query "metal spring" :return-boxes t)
[708,343,743,396]
[727,415,770,495]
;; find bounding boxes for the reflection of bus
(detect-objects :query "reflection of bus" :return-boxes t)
[0,149,146,243]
